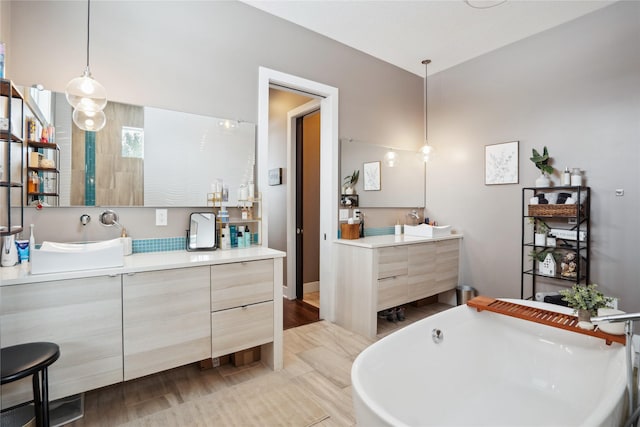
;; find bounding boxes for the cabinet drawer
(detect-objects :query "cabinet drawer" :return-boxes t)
[211,259,273,311]
[211,301,274,358]
[377,275,408,311]
[377,246,408,279]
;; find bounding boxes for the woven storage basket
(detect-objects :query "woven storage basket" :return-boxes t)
[528,204,580,217]
[340,223,360,239]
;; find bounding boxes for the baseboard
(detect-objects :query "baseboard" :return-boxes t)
[303,281,319,294]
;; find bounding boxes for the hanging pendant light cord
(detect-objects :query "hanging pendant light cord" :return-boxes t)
[422,59,431,142]
[86,0,91,69]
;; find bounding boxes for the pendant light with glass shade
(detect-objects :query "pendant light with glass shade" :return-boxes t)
[65,0,107,131]
[420,59,433,162]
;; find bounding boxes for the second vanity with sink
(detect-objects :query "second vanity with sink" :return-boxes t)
[0,247,284,409]
[334,234,462,338]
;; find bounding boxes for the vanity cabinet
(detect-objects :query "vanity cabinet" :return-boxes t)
[0,275,122,409]
[210,259,274,358]
[335,236,461,338]
[122,267,211,380]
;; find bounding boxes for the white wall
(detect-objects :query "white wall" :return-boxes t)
[428,2,640,312]
[8,0,423,243]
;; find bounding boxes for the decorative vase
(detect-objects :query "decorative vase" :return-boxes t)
[576,309,594,330]
[344,185,355,195]
[535,173,550,188]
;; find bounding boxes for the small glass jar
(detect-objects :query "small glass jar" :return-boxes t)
[570,168,582,186]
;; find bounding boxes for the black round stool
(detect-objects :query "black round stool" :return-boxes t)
[1,342,60,427]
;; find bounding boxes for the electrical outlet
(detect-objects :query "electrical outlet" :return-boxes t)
[212,357,220,368]
[155,209,168,226]
[339,209,349,221]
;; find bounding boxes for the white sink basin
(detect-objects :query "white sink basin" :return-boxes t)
[404,224,452,238]
[31,238,124,275]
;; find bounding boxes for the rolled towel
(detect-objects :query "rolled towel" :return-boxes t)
[564,197,575,204]
[546,193,558,204]
[529,197,539,205]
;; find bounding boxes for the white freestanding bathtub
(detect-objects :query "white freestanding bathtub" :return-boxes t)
[352,299,626,427]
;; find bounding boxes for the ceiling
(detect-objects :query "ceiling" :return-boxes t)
[242,0,616,76]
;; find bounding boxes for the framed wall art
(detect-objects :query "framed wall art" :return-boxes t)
[363,161,381,191]
[485,140,519,185]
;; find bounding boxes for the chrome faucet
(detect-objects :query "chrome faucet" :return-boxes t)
[591,312,640,427]
[407,210,420,225]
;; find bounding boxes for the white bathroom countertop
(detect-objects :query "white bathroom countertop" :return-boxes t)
[0,246,285,286]
[334,233,463,249]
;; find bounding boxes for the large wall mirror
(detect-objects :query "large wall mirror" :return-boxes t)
[24,87,255,207]
[340,139,425,208]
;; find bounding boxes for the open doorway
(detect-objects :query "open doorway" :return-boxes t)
[257,67,339,326]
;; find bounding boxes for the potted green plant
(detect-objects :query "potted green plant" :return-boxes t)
[529,218,549,246]
[343,170,359,195]
[530,146,554,187]
[559,283,613,326]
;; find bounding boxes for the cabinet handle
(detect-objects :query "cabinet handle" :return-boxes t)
[126,272,136,276]
[378,276,398,282]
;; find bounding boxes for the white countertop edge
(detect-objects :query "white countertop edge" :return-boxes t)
[334,233,463,248]
[0,247,285,286]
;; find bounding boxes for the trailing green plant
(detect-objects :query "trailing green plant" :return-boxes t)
[343,170,359,187]
[559,283,613,316]
[528,217,549,234]
[530,146,554,175]
[528,248,558,263]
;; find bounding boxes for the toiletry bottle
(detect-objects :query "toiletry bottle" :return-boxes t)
[230,225,237,247]
[29,224,35,253]
[237,229,245,248]
[244,226,252,247]
[395,222,401,236]
[121,228,133,256]
[562,167,571,186]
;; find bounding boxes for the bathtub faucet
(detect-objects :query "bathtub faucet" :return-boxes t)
[407,210,420,225]
[591,312,640,427]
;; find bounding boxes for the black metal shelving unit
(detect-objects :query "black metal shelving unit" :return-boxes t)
[520,186,590,300]
[1,79,25,237]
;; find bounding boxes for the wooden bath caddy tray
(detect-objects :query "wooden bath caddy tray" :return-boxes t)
[467,296,625,346]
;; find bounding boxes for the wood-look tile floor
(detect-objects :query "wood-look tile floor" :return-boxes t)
[68,303,452,426]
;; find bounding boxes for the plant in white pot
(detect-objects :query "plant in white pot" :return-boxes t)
[559,283,613,330]
[343,170,359,195]
[529,218,549,246]
[530,146,554,187]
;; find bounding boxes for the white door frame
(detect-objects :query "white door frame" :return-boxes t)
[257,67,339,322]
[284,99,321,301]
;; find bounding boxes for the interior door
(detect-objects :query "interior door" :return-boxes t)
[295,110,321,300]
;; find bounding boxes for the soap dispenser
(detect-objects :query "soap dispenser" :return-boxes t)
[120,228,133,256]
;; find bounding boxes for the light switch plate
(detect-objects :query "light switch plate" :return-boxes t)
[155,209,168,226]
[339,209,349,221]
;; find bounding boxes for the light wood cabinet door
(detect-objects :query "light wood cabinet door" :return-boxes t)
[123,266,211,380]
[211,259,273,312]
[211,301,274,358]
[0,275,122,408]
[408,243,438,300]
[377,246,408,279]
[435,239,459,292]
[377,275,409,311]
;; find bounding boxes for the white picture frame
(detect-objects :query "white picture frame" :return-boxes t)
[363,161,381,191]
[485,140,519,185]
